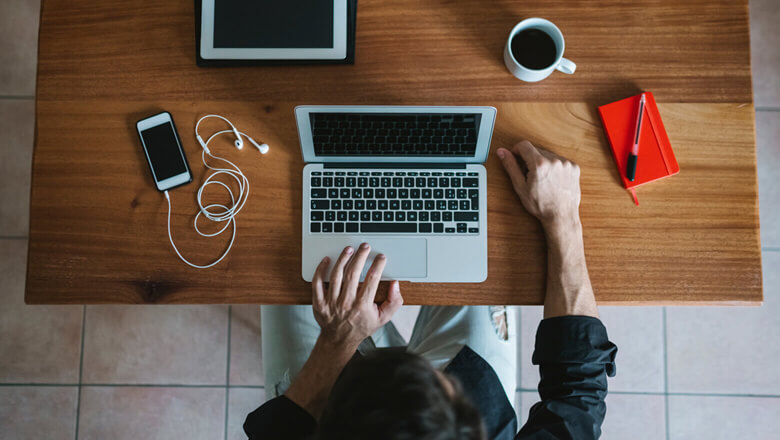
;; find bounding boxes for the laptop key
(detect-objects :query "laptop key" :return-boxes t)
[322,222,333,232]
[425,200,435,210]
[311,177,322,187]
[419,212,429,221]
[459,200,470,210]
[434,189,444,198]
[361,223,417,233]
[422,189,432,198]
[372,212,382,221]
[411,189,420,198]
[355,200,365,210]
[332,200,341,210]
[311,223,321,233]
[384,212,394,221]
[311,211,324,221]
[335,177,345,187]
[376,189,385,198]
[343,200,353,209]
[433,223,444,232]
[451,178,461,188]
[312,200,329,210]
[390,200,400,210]
[367,200,376,210]
[468,227,479,233]
[457,189,467,199]
[352,189,362,198]
[445,227,456,233]
[334,223,344,233]
[358,177,368,187]
[326,211,336,221]
[419,223,432,233]
[457,223,467,233]
[395,211,406,221]
[454,212,479,222]
[329,188,339,198]
[323,177,333,186]
[340,189,350,198]
[346,223,359,233]
[463,178,478,187]
[446,189,456,199]
[431,212,441,221]
[413,200,423,210]
[399,189,409,198]
[337,212,347,221]
[407,212,418,221]
[402,200,412,210]
[349,211,359,221]
[311,189,327,198]
[361,211,371,221]
[365,189,374,198]
[443,212,453,221]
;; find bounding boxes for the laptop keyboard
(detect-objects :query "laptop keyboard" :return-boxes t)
[309,170,480,234]
[310,113,481,156]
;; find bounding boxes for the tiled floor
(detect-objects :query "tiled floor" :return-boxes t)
[1,1,779,439]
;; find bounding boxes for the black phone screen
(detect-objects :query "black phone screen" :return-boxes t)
[140,122,188,181]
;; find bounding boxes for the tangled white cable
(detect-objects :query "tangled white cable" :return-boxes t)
[164,114,269,269]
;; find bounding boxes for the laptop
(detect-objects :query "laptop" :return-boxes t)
[296,105,496,282]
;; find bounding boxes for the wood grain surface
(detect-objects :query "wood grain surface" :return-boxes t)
[28,0,761,304]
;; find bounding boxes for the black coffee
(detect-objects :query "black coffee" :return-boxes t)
[510,29,557,70]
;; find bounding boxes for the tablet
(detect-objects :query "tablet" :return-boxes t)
[199,0,348,60]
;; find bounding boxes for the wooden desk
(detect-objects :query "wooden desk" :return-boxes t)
[27,0,762,305]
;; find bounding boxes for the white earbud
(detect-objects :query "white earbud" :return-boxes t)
[232,128,244,150]
[244,134,270,154]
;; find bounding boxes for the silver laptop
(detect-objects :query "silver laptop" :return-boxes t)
[297,105,496,282]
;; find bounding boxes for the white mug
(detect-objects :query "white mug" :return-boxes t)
[503,18,576,82]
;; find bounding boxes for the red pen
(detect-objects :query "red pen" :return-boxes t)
[627,93,646,182]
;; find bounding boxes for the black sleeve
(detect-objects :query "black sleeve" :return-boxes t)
[244,395,317,440]
[516,316,617,440]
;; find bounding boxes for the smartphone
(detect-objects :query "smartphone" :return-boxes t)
[136,112,193,191]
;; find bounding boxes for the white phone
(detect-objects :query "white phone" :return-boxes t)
[136,112,193,191]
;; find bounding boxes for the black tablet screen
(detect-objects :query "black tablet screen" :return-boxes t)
[214,0,334,48]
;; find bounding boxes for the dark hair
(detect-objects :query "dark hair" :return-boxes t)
[318,349,486,440]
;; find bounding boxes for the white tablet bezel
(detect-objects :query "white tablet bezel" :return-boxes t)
[200,0,348,60]
[295,106,497,164]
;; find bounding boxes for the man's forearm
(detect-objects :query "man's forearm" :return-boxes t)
[284,336,357,419]
[542,215,599,319]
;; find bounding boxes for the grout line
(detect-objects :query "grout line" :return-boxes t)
[75,306,86,440]
[224,306,232,440]
[663,307,670,440]
[0,95,35,100]
[0,383,266,389]
[514,387,780,399]
[755,107,780,112]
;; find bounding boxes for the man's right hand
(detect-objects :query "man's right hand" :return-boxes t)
[497,140,582,229]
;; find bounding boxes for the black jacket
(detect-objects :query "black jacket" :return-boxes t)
[244,315,617,439]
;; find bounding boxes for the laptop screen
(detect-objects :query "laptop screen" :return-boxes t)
[309,113,482,157]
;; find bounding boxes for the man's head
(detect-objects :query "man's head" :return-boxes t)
[318,349,486,440]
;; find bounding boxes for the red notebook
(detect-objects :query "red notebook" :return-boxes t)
[598,92,679,205]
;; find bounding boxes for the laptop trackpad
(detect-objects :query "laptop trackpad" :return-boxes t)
[327,238,427,280]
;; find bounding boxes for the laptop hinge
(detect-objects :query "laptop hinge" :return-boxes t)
[323,162,467,169]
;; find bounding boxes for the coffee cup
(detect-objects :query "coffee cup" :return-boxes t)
[503,18,576,82]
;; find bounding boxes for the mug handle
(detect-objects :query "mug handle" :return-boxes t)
[556,57,576,75]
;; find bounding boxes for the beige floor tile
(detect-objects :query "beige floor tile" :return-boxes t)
[666,251,780,394]
[82,305,229,384]
[757,111,780,248]
[0,0,40,96]
[598,306,665,392]
[0,100,34,237]
[227,388,266,440]
[520,306,663,393]
[77,386,225,440]
[0,386,78,440]
[750,0,780,107]
[0,239,83,383]
[669,395,780,440]
[229,305,263,386]
[518,391,665,439]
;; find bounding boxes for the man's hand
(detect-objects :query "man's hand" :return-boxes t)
[312,243,403,350]
[497,140,598,319]
[497,140,581,229]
